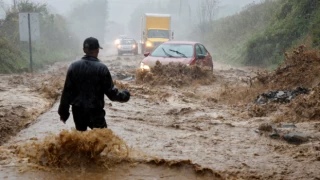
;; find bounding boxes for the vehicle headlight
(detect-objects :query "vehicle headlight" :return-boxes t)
[144,65,150,70]
[140,62,150,70]
[133,44,136,49]
[115,39,120,45]
[117,45,121,49]
[146,41,153,47]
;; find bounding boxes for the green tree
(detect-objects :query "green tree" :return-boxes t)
[0,0,79,73]
[245,0,320,66]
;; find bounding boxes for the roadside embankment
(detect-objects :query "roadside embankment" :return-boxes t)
[0,63,67,145]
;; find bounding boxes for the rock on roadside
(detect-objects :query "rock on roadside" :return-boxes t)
[283,132,309,145]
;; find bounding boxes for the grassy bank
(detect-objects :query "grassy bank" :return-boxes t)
[0,37,25,73]
[0,1,78,73]
[203,0,320,67]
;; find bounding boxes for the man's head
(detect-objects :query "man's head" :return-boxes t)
[83,37,103,57]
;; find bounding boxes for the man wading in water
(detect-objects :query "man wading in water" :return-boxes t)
[58,37,130,131]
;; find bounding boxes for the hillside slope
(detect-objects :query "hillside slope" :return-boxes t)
[0,2,78,73]
[204,0,320,67]
[246,0,320,66]
[0,36,25,73]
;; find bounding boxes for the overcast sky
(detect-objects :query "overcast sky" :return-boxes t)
[1,0,256,22]
[1,0,144,21]
[0,0,257,42]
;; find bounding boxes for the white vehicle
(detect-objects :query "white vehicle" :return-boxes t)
[114,35,127,45]
[117,38,138,56]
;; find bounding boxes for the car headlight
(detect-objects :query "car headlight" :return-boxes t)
[117,45,121,49]
[143,65,150,70]
[140,62,150,70]
[115,39,120,45]
[133,44,136,49]
[146,41,152,47]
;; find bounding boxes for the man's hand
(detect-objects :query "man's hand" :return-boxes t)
[59,111,70,124]
[121,90,130,102]
[60,117,67,124]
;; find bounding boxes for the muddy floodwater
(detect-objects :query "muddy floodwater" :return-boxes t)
[1,164,218,180]
[0,50,319,180]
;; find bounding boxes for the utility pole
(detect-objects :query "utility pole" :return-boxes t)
[179,0,181,20]
[13,0,16,9]
[19,13,40,73]
[0,0,4,10]
[28,13,33,72]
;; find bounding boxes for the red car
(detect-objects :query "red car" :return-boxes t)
[140,41,213,71]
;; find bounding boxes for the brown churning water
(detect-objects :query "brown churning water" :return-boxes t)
[17,129,129,169]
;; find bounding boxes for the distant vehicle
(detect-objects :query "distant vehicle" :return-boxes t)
[114,35,127,46]
[140,41,213,71]
[140,13,174,53]
[117,38,138,56]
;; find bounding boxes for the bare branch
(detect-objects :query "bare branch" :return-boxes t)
[197,0,218,36]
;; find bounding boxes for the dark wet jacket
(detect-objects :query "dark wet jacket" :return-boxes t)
[58,56,130,121]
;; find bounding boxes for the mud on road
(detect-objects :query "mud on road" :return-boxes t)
[0,48,320,180]
[0,64,67,145]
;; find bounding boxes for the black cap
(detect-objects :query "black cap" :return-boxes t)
[83,37,103,50]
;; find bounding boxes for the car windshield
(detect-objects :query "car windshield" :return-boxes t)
[151,44,194,58]
[120,39,135,45]
[148,30,169,38]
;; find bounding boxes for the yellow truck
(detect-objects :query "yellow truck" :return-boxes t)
[140,13,174,53]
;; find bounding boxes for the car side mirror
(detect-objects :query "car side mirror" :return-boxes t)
[197,54,206,60]
[144,52,150,57]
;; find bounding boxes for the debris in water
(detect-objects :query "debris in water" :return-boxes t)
[269,130,280,139]
[283,132,309,145]
[258,123,273,132]
[256,87,309,104]
[274,84,320,122]
[254,130,263,135]
[112,72,134,81]
[122,76,135,81]
[166,107,194,116]
[280,123,297,129]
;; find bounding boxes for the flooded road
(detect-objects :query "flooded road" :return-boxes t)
[0,50,319,180]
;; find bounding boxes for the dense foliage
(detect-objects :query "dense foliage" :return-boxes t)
[0,1,79,73]
[246,0,320,66]
[201,0,320,67]
[201,0,278,66]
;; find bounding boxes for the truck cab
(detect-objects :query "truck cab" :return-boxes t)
[141,13,174,53]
